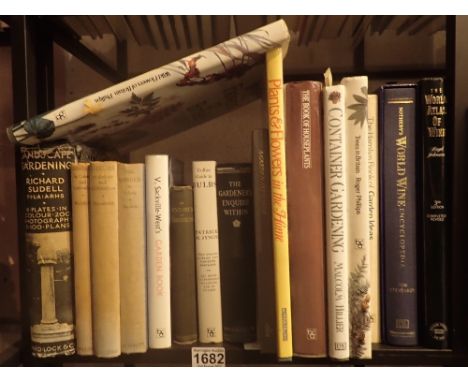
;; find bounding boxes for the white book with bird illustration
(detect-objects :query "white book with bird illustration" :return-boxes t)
[6,20,290,152]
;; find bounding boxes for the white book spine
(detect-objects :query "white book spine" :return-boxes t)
[192,161,223,343]
[341,76,372,359]
[367,94,381,344]
[146,155,172,348]
[323,84,350,360]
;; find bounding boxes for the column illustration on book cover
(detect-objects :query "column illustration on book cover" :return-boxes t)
[6,20,290,151]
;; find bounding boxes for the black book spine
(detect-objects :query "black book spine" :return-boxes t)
[170,186,198,345]
[380,85,418,346]
[216,163,256,343]
[19,143,77,357]
[252,129,277,353]
[419,78,449,348]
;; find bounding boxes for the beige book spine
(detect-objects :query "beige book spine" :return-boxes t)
[118,163,148,353]
[192,161,223,343]
[71,163,93,355]
[89,161,121,358]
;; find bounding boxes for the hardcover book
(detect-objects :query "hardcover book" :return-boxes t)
[193,161,223,344]
[266,47,293,361]
[216,163,256,344]
[89,161,121,358]
[170,186,198,345]
[285,81,327,358]
[341,76,372,359]
[146,155,172,349]
[323,83,350,360]
[419,78,449,349]
[252,129,277,354]
[367,94,381,344]
[118,163,148,354]
[379,84,418,346]
[71,163,93,355]
[7,20,290,152]
[19,143,77,358]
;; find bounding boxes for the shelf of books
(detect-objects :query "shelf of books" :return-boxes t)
[2,15,468,366]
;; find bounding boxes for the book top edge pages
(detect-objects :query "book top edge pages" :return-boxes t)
[6,19,290,152]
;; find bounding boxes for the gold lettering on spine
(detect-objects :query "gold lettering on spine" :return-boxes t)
[426,87,447,140]
[396,106,407,268]
[301,90,312,169]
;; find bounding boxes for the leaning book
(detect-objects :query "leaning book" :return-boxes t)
[6,20,290,152]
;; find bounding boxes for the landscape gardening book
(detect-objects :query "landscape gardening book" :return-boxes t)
[6,20,290,152]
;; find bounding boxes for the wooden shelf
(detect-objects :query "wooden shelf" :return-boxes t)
[18,343,468,366]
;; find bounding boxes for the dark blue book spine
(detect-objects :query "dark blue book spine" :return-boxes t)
[380,84,418,346]
[419,78,449,349]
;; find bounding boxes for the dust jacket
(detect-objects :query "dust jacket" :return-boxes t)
[7,20,290,152]
[19,143,78,358]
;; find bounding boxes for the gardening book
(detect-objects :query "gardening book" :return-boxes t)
[6,20,290,152]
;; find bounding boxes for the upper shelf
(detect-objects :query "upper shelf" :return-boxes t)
[57,16,448,79]
[58,16,446,49]
[0,16,448,83]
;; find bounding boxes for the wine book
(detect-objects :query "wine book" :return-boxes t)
[170,186,198,345]
[252,129,277,354]
[146,155,171,349]
[379,84,418,346]
[285,81,326,358]
[216,164,256,344]
[71,163,93,355]
[367,94,381,344]
[19,143,77,358]
[193,161,223,343]
[118,163,148,353]
[266,47,292,361]
[419,78,449,349]
[341,76,372,359]
[323,83,350,361]
[89,161,121,358]
[7,20,290,152]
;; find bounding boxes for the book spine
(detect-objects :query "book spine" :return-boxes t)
[89,161,121,358]
[252,129,277,353]
[71,163,93,355]
[266,47,293,361]
[145,155,172,348]
[367,94,381,344]
[216,164,256,343]
[170,186,198,345]
[323,84,350,360]
[380,85,418,346]
[341,76,372,359]
[20,144,76,358]
[118,163,148,353]
[285,81,327,358]
[192,161,223,343]
[420,78,449,348]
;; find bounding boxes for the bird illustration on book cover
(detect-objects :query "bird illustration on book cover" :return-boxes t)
[169,29,280,86]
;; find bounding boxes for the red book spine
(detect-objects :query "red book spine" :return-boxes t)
[285,81,327,357]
